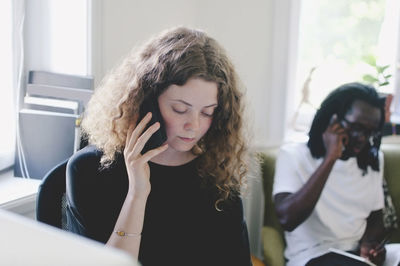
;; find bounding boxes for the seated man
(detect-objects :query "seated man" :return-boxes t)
[273,82,400,266]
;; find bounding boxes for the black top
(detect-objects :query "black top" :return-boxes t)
[65,146,252,266]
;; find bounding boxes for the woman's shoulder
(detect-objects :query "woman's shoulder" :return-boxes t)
[68,145,103,167]
[66,145,104,179]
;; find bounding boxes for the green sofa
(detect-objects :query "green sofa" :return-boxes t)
[259,142,400,266]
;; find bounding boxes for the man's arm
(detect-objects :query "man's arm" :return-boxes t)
[274,156,336,231]
[274,115,347,231]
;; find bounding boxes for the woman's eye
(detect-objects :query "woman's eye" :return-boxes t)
[202,107,216,117]
[202,112,214,117]
[172,107,187,114]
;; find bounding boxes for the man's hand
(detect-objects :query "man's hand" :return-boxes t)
[360,241,386,266]
[322,114,348,161]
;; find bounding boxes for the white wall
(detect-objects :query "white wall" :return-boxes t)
[92,0,281,148]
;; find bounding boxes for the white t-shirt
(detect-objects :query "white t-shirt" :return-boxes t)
[272,142,384,266]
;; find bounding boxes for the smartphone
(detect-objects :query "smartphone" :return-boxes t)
[138,95,167,154]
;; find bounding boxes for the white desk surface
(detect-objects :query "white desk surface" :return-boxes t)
[0,168,40,207]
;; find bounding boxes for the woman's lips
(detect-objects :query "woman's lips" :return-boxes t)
[179,136,195,142]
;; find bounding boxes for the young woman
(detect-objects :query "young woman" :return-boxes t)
[65,27,252,266]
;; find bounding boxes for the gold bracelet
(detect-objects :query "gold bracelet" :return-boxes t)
[114,230,141,237]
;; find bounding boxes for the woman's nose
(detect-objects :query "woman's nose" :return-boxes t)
[184,113,200,131]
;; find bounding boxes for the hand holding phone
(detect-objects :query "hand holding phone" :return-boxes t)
[323,114,348,160]
[123,112,168,198]
[138,95,167,154]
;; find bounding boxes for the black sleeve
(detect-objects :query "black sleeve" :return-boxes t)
[65,146,128,243]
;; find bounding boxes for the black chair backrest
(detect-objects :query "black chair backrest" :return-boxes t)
[36,159,68,228]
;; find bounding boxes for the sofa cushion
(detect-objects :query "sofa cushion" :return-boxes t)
[381,144,400,242]
[262,226,285,266]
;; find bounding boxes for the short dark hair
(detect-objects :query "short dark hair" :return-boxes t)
[307,82,385,174]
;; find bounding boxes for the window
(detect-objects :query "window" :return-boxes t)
[0,0,15,170]
[290,0,398,131]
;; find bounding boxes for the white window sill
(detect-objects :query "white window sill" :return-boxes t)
[0,168,41,217]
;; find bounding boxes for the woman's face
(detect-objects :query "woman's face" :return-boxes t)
[158,77,218,153]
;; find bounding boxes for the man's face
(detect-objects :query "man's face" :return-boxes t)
[340,100,382,159]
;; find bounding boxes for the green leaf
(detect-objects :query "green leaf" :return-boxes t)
[384,74,392,79]
[362,74,379,83]
[379,81,389,86]
[362,54,376,66]
[377,65,390,73]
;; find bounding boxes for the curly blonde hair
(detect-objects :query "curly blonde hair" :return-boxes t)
[82,26,249,203]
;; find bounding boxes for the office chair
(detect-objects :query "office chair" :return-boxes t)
[36,158,69,229]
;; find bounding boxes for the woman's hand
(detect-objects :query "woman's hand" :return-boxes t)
[322,114,348,161]
[124,112,168,198]
[360,241,386,266]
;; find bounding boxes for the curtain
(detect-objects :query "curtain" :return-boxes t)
[13,0,29,176]
[0,0,25,171]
